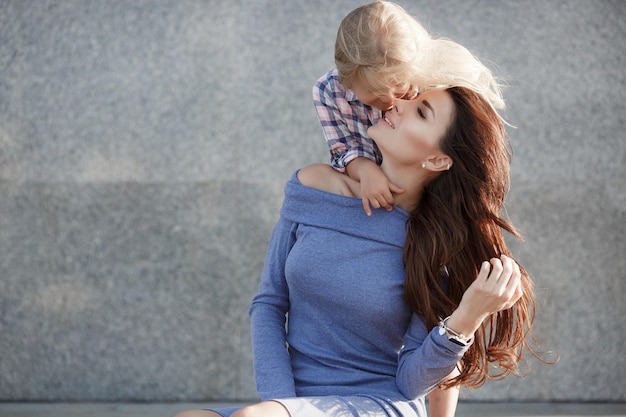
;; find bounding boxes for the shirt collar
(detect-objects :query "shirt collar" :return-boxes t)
[345,88,359,103]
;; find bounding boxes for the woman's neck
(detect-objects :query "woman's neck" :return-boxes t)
[297,163,430,212]
[381,163,429,212]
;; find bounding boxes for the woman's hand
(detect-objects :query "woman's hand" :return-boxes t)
[446,255,523,337]
[465,255,523,314]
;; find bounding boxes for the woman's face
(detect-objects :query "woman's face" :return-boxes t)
[368,89,455,167]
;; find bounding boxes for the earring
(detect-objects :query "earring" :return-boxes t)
[447,163,450,170]
[421,162,427,169]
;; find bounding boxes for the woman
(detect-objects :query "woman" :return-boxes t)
[176,87,538,417]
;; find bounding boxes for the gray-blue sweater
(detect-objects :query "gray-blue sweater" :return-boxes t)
[249,171,470,403]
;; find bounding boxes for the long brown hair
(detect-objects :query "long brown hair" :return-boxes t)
[403,86,540,388]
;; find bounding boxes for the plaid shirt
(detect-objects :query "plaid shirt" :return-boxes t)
[313,69,383,171]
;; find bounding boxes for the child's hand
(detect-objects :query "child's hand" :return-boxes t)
[345,157,404,216]
[359,163,404,216]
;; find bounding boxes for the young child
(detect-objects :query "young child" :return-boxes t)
[313,1,504,216]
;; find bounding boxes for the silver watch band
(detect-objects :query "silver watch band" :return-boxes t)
[438,316,473,347]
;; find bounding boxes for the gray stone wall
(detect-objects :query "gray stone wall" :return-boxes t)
[0,0,624,403]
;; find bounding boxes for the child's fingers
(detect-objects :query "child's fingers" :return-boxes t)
[378,199,392,211]
[381,191,395,210]
[362,198,372,217]
[363,190,400,214]
[388,182,405,194]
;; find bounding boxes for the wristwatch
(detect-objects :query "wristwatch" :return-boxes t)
[438,316,473,347]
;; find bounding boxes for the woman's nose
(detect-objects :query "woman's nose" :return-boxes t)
[394,99,407,115]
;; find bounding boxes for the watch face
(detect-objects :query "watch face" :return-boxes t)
[449,336,469,347]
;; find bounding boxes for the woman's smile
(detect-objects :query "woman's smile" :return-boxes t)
[382,111,395,129]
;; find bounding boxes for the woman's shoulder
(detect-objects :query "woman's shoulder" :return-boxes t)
[297,164,359,198]
[296,164,337,189]
[283,165,408,247]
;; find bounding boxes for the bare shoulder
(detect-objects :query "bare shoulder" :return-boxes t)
[297,164,338,189]
[297,163,357,197]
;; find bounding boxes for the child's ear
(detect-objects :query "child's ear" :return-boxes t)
[423,155,453,172]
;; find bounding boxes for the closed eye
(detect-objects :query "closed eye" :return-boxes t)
[418,107,425,119]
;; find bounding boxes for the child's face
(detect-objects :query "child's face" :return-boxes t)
[350,80,417,111]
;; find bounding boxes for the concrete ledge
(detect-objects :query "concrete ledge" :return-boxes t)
[0,402,624,417]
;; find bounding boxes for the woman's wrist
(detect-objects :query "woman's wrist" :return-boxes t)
[445,307,487,339]
[439,316,473,346]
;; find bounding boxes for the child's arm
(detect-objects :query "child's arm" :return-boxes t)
[346,157,404,216]
[313,71,379,171]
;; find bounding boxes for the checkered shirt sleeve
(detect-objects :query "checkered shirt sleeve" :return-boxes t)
[312,70,382,171]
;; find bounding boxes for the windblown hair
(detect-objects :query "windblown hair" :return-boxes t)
[416,39,505,110]
[403,87,538,389]
[335,1,505,110]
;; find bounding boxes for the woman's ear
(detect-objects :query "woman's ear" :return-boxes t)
[423,155,453,172]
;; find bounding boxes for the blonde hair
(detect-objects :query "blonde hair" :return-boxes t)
[335,1,430,95]
[335,1,505,110]
[415,39,505,110]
